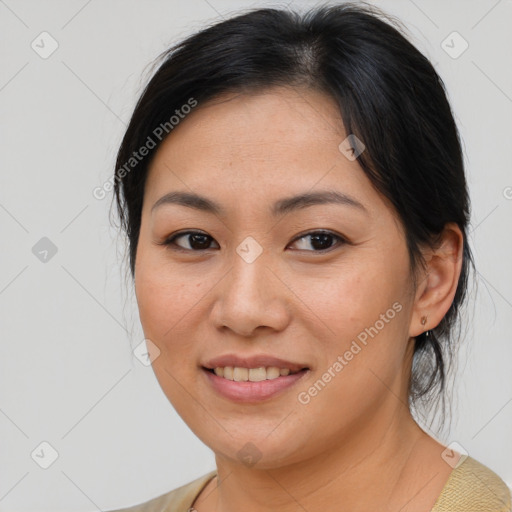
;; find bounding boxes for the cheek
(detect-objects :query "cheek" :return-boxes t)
[295,256,406,333]
[293,251,411,383]
[134,253,206,349]
[291,274,410,440]
[134,263,206,405]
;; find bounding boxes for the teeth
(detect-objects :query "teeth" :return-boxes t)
[248,367,267,382]
[233,367,248,382]
[212,366,298,381]
[266,367,280,379]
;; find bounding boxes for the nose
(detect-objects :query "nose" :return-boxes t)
[209,248,291,337]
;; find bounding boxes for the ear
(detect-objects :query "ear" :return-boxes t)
[409,223,464,338]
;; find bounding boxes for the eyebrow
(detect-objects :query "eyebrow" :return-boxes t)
[151,190,367,216]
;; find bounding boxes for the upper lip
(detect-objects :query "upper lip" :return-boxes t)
[202,354,309,373]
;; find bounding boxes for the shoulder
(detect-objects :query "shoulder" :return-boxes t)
[431,456,511,512]
[107,470,217,512]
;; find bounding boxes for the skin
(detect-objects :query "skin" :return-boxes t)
[134,86,464,512]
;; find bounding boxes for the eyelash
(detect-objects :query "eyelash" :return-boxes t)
[160,230,348,253]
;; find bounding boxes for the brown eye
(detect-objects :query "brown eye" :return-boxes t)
[289,231,346,252]
[160,229,346,253]
[163,231,220,251]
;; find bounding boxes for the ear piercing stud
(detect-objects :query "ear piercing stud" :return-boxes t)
[421,315,430,337]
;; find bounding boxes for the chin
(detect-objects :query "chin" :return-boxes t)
[195,427,313,470]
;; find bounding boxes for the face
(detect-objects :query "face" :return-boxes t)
[134,86,417,469]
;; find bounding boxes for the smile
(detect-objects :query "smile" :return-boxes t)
[202,365,309,402]
[208,366,298,381]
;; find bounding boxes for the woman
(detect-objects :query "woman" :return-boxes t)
[109,3,511,511]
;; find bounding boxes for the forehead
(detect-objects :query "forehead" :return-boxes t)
[143,86,380,215]
[150,87,343,166]
[179,86,345,140]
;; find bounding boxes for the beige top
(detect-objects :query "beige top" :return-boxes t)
[109,456,511,512]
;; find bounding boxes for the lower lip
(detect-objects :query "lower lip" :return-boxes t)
[202,368,309,403]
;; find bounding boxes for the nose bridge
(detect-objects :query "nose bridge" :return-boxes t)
[211,236,290,335]
[229,237,271,304]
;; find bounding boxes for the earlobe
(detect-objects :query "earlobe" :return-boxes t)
[409,223,464,338]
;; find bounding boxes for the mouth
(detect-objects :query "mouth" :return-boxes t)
[201,354,310,402]
[202,365,307,381]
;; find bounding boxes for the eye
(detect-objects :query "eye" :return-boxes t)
[159,229,347,253]
[288,230,346,252]
[161,230,220,251]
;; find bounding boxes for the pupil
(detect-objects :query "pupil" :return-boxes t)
[190,234,210,249]
[311,234,332,250]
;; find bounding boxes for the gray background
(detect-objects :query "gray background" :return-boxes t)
[1,0,511,510]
